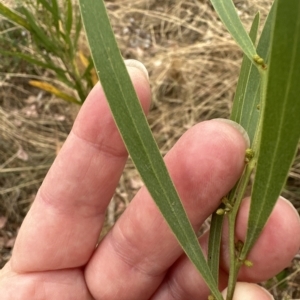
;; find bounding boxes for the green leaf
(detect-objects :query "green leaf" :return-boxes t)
[51,0,60,32]
[231,12,260,124]
[20,6,57,54]
[37,0,60,32]
[65,0,73,36]
[0,47,78,89]
[239,4,275,144]
[241,0,300,259]
[0,3,31,31]
[74,12,82,47]
[207,212,224,285]
[209,0,257,61]
[37,0,54,14]
[231,3,276,144]
[79,0,222,298]
[0,50,61,75]
[207,13,259,286]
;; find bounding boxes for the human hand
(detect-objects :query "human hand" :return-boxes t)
[0,61,299,300]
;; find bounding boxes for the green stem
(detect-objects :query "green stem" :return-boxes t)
[239,68,268,261]
[226,64,268,300]
[225,160,256,300]
[249,67,268,153]
[226,214,237,300]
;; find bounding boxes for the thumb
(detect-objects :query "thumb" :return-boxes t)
[222,282,274,300]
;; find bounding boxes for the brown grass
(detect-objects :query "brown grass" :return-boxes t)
[0,0,299,298]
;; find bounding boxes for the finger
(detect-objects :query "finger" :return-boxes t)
[222,196,300,282]
[11,62,151,273]
[150,196,300,299]
[222,282,274,300]
[149,229,226,300]
[85,119,249,299]
[0,262,93,300]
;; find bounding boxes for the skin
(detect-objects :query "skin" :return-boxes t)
[0,65,299,300]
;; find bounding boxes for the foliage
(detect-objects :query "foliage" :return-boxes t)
[0,0,97,104]
[1,0,299,298]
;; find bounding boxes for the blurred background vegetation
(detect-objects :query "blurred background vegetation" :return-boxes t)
[0,0,299,298]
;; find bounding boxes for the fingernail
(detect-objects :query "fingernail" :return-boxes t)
[213,118,250,148]
[280,196,300,221]
[222,283,274,300]
[258,285,275,299]
[124,59,149,80]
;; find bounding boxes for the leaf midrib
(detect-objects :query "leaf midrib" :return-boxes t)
[250,4,300,231]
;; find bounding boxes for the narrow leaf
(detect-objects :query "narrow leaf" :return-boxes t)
[37,0,59,32]
[74,13,82,47]
[207,14,260,285]
[65,0,73,36]
[37,0,54,14]
[231,12,260,124]
[207,212,224,284]
[231,3,276,144]
[79,0,222,298]
[238,4,275,144]
[29,80,80,104]
[209,0,257,61]
[20,7,57,54]
[0,3,31,31]
[242,0,300,258]
[51,0,60,32]
[0,49,72,86]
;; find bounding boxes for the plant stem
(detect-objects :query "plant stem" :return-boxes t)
[226,64,268,300]
[239,67,268,261]
[225,159,256,300]
[249,67,268,153]
[226,214,237,300]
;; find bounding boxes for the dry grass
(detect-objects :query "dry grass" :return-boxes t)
[0,0,299,298]
[0,77,78,263]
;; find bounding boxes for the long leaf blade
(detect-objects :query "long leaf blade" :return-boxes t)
[37,0,54,15]
[20,7,57,54]
[79,0,222,298]
[0,3,31,31]
[231,12,260,124]
[238,4,275,144]
[0,50,73,87]
[65,0,73,36]
[0,50,63,73]
[207,212,224,284]
[231,3,275,144]
[51,0,60,32]
[209,0,257,60]
[242,0,300,258]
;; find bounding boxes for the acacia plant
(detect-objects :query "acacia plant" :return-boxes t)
[78,0,300,298]
[0,0,96,104]
[2,0,298,298]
